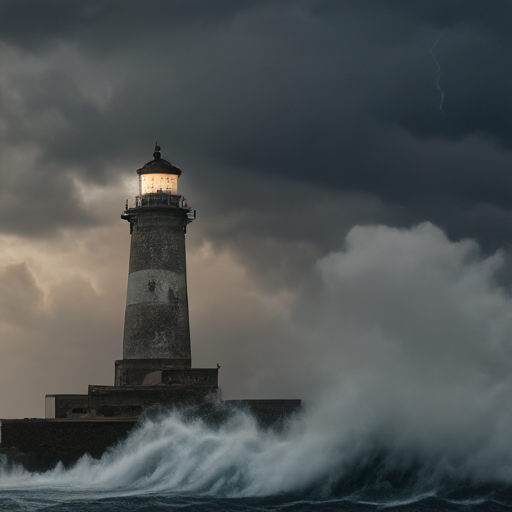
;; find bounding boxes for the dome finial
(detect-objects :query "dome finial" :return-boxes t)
[153,141,161,160]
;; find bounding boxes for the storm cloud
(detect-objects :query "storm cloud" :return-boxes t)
[0,1,511,418]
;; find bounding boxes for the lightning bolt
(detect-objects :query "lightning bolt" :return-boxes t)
[429,33,446,116]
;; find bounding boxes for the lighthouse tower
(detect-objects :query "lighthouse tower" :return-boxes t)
[114,144,210,388]
[121,143,194,363]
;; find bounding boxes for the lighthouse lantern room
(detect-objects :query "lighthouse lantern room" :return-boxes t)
[138,142,181,196]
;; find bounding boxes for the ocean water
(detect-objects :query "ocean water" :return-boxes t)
[1,406,512,512]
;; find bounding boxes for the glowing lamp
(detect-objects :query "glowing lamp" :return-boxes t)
[137,143,182,196]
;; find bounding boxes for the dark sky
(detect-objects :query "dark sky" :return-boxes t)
[1,1,511,419]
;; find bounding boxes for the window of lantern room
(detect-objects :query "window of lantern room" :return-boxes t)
[140,174,178,195]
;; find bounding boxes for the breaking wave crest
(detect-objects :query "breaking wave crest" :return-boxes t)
[2,399,512,503]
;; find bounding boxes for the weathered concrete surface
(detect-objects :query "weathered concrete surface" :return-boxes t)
[1,399,302,471]
[115,358,191,385]
[47,394,89,418]
[122,206,192,361]
[88,385,218,418]
[48,368,218,418]
[126,269,186,307]
[0,418,137,471]
[115,361,217,387]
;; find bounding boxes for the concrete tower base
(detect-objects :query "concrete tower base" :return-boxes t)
[115,358,206,386]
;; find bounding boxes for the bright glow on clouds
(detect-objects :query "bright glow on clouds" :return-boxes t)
[0,226,128,418]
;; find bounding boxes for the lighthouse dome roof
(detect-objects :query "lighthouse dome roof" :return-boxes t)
[136,144,182,176]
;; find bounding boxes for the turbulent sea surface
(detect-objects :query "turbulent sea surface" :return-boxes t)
[1,490,512,512]
[2,406,512,512]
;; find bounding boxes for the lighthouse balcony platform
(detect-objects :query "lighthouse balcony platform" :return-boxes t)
[125,193,192,210]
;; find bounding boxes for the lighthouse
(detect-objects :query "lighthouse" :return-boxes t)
[114,144,210,388]
[121,144,194,364]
